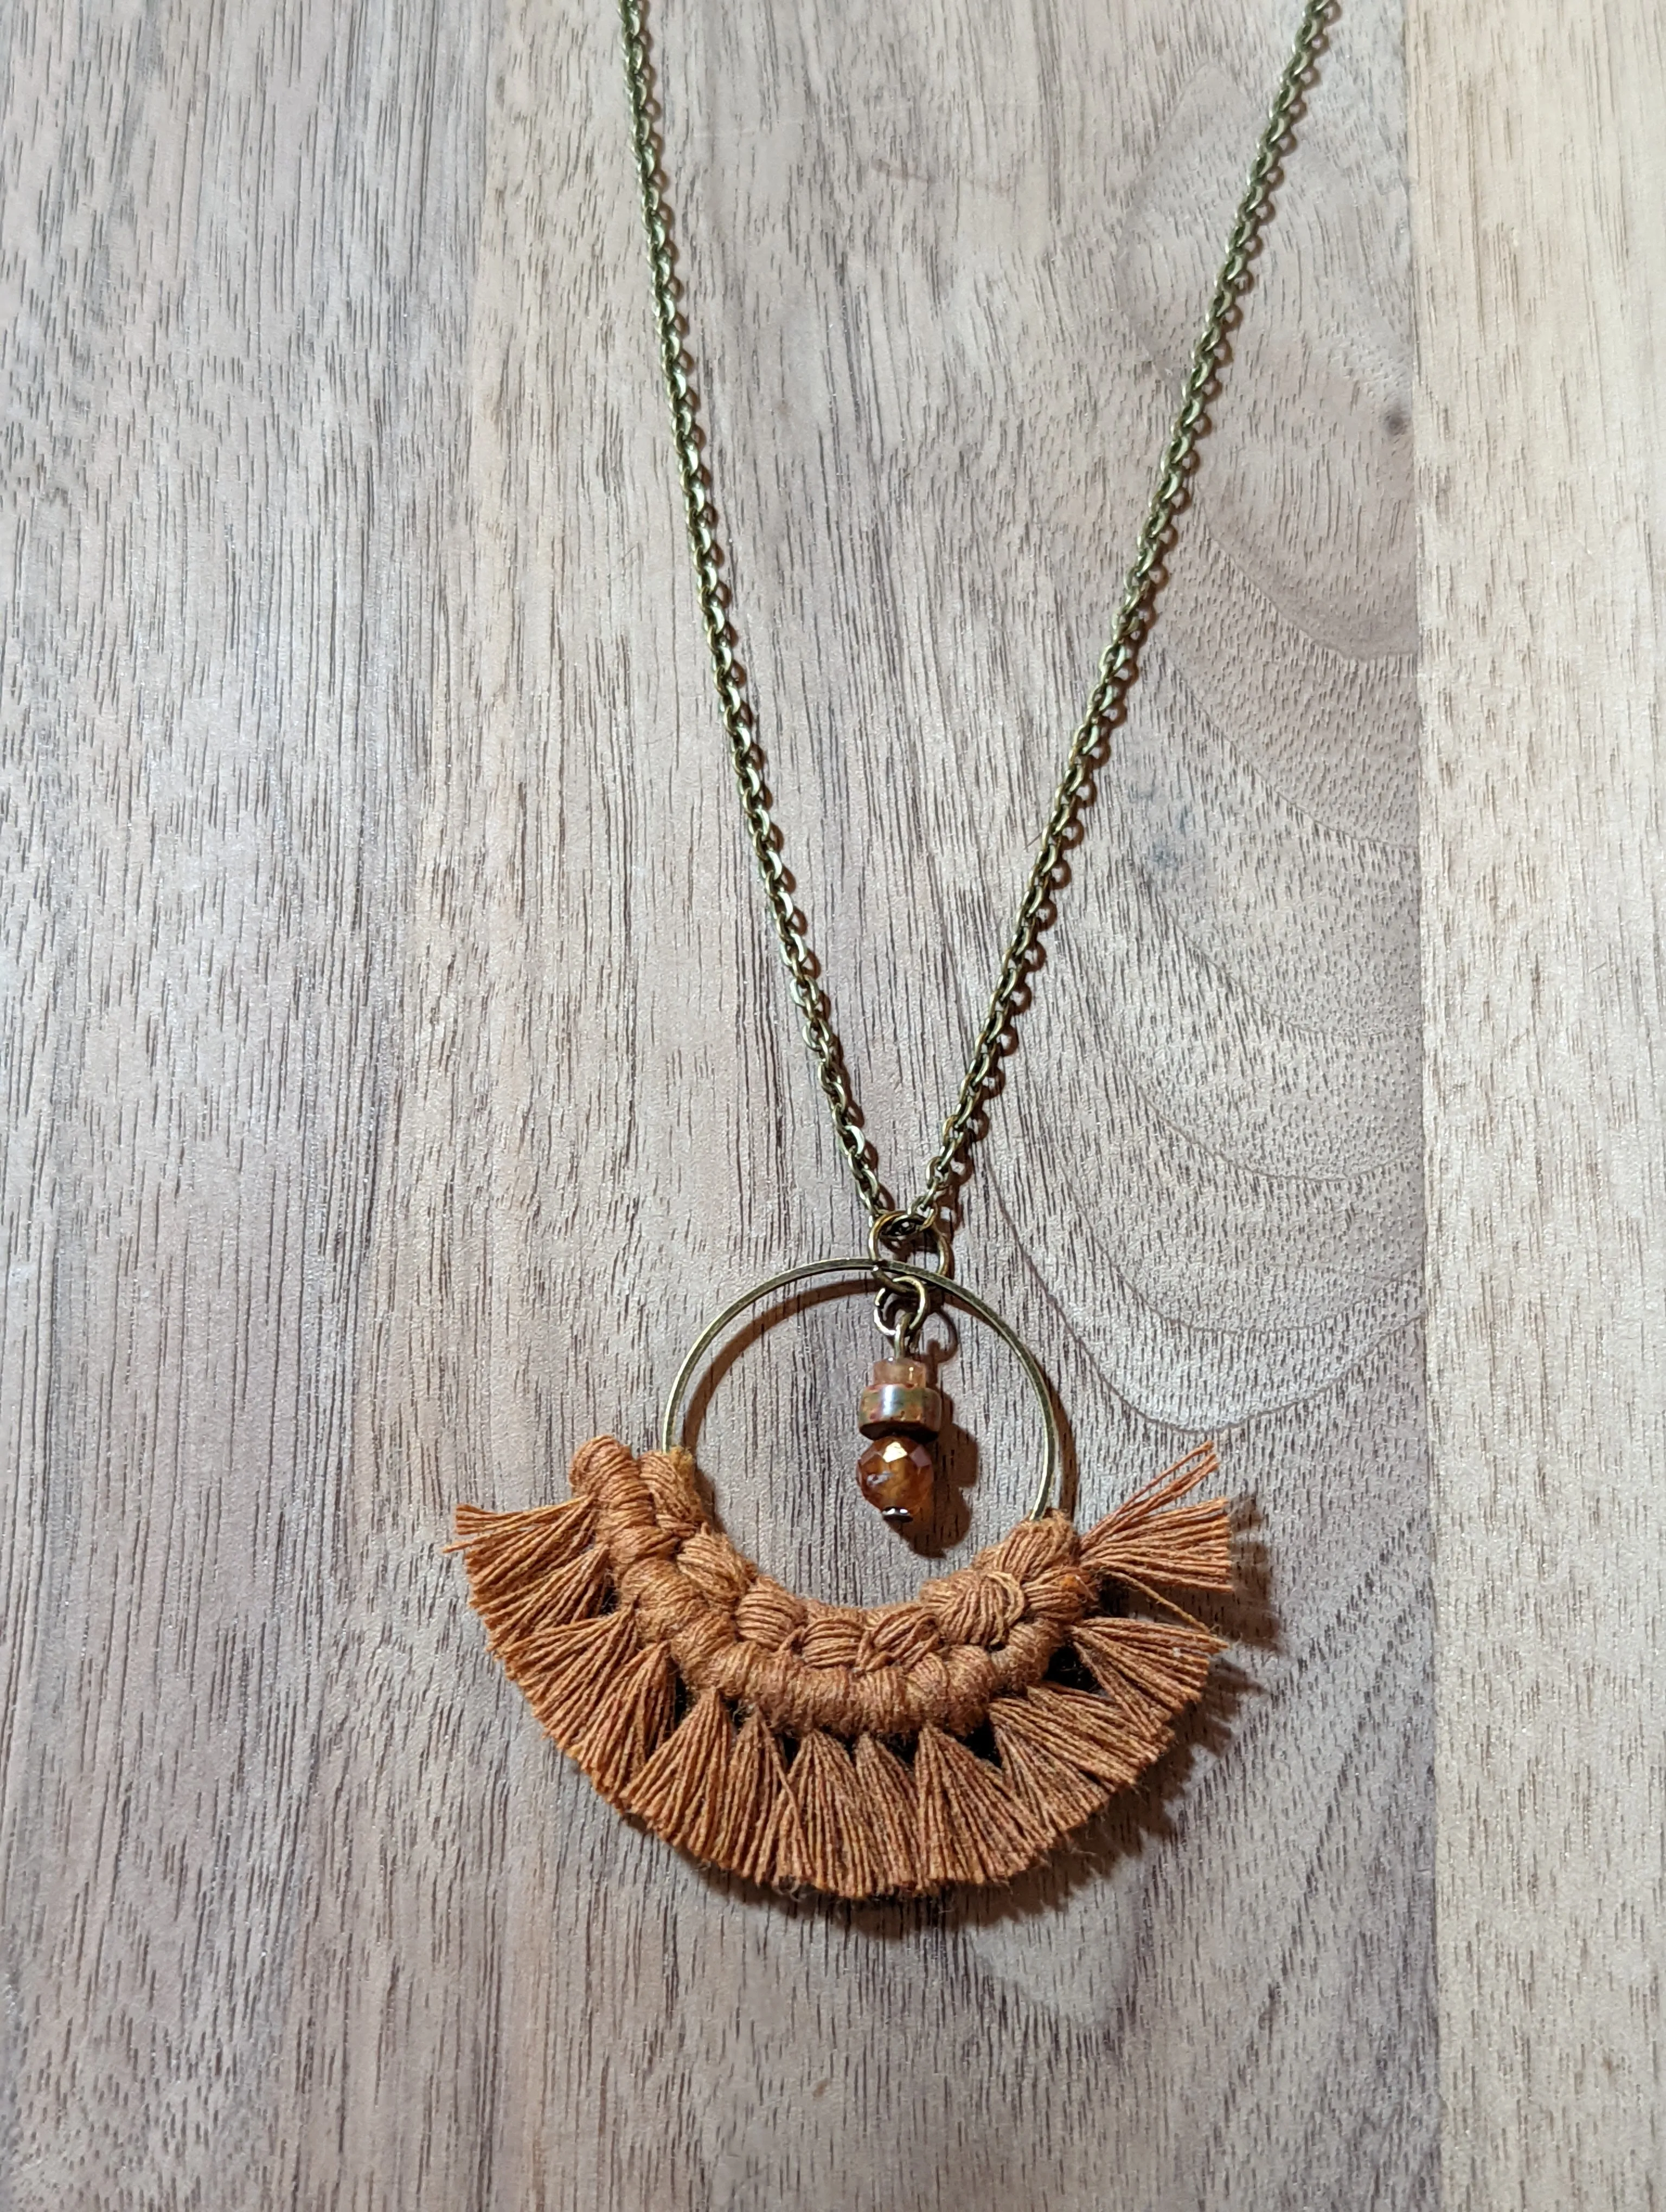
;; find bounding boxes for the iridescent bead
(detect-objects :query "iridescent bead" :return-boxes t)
[857,1434,935,1527]
[858,1354,942,1441]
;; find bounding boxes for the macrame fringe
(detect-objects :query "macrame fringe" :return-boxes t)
[452,1438,1233,1899]
[571,1640,677,1798]
[989,1704,1110,1834]
[515,1611,637,1745]
[1072,1617,1222,1721]
[626,1688,734,1853]
[1079,1443,1233,1591]
[851,1734,919,1896]
[915,1724,1048,1888]
[717,1711,798,1885]
[791,1731,881,1900]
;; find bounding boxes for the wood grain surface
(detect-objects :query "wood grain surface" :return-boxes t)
[1,0,1428,2205]
[1413,3,1666,2207]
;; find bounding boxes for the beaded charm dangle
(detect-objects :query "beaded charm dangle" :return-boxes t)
[451,1255,1233,1900]
[855,1213,948,1529]
[856,1355,940,1527]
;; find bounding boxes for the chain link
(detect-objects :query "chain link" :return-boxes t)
[619,0,1331,1251]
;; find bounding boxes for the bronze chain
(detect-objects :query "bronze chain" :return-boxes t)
[619,0,1330,1255]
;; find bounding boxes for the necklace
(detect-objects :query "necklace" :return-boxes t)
[453,0,1330,1899]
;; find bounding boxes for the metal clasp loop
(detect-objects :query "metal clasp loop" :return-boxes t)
[867,1211,949,1354]
[872,1272,933,1357]
[868,1209,951,1274]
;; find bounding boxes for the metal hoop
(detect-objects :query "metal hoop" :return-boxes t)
[659,1258,1060,1520]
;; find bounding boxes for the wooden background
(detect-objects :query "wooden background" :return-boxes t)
[1414,2,1666,2205]
[0,0,1655,2204]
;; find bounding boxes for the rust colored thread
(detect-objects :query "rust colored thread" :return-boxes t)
[1072,1617,1222,1718]
[913,1725,1049,1888]
[452,1437,1232,1899]
[995,1683,1154,1791]
[852,1735,920,1896]
[790,1733,881,1901]
[625,1688,735,1855]
[989,1705,1110,1835]
[571,1641,677,1801]
[1079,1444,1233,1590]
[723,1712,801,1886]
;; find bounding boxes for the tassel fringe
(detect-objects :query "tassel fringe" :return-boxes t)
[852,1735,920,1897]
[791,1732,882,1900]
[989,1704,1111,1834]
[625,1689,735,1851]
[915,1725,1048,1888]
[717,1711,796,1884]
[1079,1444,1233,1591]
[571,1640,677,1799]
[452,1438,1232,1898]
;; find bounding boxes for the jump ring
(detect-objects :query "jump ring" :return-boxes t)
[872,1274,931,1352]
[868,1209,951,1274]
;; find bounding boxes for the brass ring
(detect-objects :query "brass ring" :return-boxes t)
[870,1271,935,1353]
[659,1258,1060,1520]
[868,1210,951,1274]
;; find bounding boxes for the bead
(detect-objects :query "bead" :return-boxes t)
[857,1435,934,1528]
[856,1354,941,1523]
[870,1358,930,1389]
[858,1384,941,1438]
[857,1355,941,1440]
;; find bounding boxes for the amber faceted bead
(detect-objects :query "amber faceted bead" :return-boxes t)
[857,1434,934,1527]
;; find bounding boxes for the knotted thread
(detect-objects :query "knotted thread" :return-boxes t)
[567,1439,1093,1739]
[452,1435,1232,1899]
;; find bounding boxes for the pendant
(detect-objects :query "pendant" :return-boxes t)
[450,1253,1232,1899]
[854,1218,949,1529]
[856,1354,939,1527]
